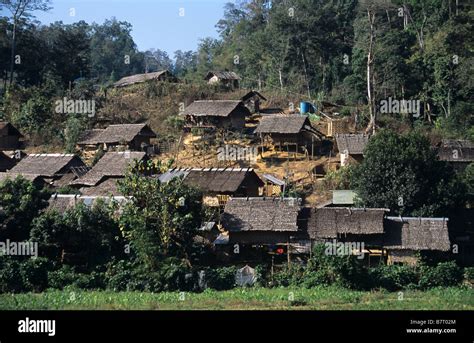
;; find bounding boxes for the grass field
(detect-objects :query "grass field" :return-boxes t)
[0,286,473,310]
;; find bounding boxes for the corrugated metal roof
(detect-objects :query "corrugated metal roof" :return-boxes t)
[262,174,285,186]
[332,190,356,205]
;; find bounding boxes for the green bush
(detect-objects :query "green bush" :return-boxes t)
[1,257,56,293]
[205,266,237,290]
[419,261,463,289]
[369,265,419,291]
[254,264,269,287]
[104,258,193,292]
[271,265,304,288]
[48,265,105,290]
[301,269,332,288]
[20,258,52,292]
[105,259,139,291]
[306,244,370,290]
[0,257,24,293]
[464,267,474,283]
[157,258,193,291]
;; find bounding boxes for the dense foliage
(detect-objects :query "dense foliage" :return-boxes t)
[352,129,467,216]
[0,176,50,241]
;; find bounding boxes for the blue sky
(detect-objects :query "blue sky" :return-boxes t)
[32,0,227,57]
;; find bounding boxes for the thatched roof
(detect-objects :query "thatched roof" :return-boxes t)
[47,194,130,213]
[205,71,240,81]
[437,139,474,162]
[76,129,105,145]
[241,90,267,102]
[0,122,23,137]
[384,216,451,251]
[307,207,388,239]
[9,154,86,177]
[79,177,123,196]
[158,167,264,193]
[222,197,300,232]
[72,151,146,186]
[335,134,369,155]
[77,124,156,145]
[114,70,175,87]
[0,172,44,184]
[254,116,310,134]
[180,100,249,117]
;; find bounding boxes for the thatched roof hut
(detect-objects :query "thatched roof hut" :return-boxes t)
[205,71,240,88]
[223,197,300,232]
[222,197,302,245]
[241,90,267,113]
[241,90,266,102]
[113,70,177,87]
[205,71,240,81]
[384,216,451,252]
[437,139,473,170]
[254,115,324,145]
[8,154,87,187]
[335,133,369,155]
[71,151,147,195]
[180,100,249,130]
[158,167,264,197]
[77,123,156,150]
[307,207,388,239]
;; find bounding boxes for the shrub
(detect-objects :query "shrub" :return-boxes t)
[271,265,304,288]
[369,265,419,291]
[0,257,24,293]
[157,258,193,291]
[205,266,237,290]
[19,258,52,292]
[254,264,269,287]
[48,265,105,290]
[104,259,137,291]
[418,261,463,289]
[301,269,332,288]
[307,244,370,290]
[105,258,193,292]
[464,267,474,283]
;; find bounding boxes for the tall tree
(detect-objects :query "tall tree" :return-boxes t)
[0,0,51,85]
[352,129,466,217]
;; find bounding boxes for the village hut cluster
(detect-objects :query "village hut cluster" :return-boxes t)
[1,69,473,267]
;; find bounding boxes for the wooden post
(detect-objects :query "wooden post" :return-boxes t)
[287,237,291,269]
[271,255,274,282]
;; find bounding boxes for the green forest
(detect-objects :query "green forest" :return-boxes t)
[1,0,473,143]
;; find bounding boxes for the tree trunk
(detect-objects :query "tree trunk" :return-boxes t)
[366,10,376,135]
[278,69,283,91]
[301,50,311,98]
[9,19,17,85]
